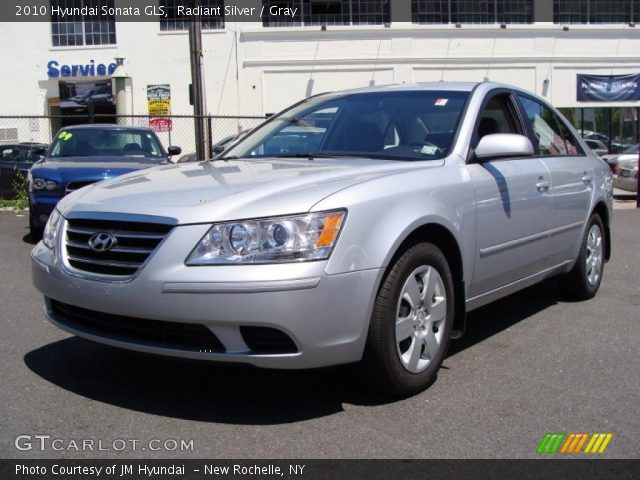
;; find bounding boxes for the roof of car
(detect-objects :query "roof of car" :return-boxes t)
[312,81,534,100]
[61,124,153,132]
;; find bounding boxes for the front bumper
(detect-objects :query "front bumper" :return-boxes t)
[29,193,60,226]
[31,224,383,369]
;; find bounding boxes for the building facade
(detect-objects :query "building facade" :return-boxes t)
[0,0,638,152]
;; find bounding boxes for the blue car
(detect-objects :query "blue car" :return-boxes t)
[28,124,181,238]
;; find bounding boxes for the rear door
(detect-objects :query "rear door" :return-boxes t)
[467,91,554,298]
[516,94,593,265]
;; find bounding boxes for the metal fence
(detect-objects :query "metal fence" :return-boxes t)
[0,114,267,200]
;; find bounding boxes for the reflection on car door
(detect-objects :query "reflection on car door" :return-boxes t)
[467,91,554,298]
[518,95,593,265]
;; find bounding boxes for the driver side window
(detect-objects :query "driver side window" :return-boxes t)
[477,95,519,141]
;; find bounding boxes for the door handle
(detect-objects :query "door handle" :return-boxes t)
[582,173,593,184]
[536,179,550,192]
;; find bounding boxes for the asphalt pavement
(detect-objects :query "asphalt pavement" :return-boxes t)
[1,208,639,459]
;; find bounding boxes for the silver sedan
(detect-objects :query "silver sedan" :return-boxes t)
[32,82,613,397]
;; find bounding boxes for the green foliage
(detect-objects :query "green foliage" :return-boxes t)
[11,170,29,211]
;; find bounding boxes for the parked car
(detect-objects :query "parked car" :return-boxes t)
[579,130,628,154]
[602,144,639,174]
[584,139,608,157]
[28,124,180,237]
[70,87,113,105]
[31,83,612,397]
[613,155,638,192]
[0,142,48,197]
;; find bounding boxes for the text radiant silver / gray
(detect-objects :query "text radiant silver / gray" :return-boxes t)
[32,82,613,396]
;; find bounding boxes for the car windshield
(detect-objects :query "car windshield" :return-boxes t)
[621,144,639,154]
[222,90,470,161]
[49,128,165,159]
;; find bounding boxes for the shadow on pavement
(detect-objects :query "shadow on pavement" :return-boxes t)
[448,278,561,357]
[24,279,563,424]
[22,233,38,245]
[24,337,393,424]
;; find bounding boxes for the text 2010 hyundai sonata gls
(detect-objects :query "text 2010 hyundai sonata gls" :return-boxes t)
[32,82,613,396]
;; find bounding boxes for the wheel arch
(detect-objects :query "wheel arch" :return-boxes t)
[592,201,611,261]
[383,222,467,338]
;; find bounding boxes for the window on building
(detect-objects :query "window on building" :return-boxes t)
[262,0,390,27]
[554,0,639,23]
[51,0,116,47]
[411,0,533,24]
[159,0,225,31]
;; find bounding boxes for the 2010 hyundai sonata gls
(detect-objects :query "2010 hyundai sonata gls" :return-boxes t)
[32,82,613,396]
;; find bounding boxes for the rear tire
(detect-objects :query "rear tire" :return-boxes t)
[353,242,454,397]
[29,214,43,241]
[562,214,605,300]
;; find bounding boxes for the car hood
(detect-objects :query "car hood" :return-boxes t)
[30,157,165,182]
[58,157,437,224]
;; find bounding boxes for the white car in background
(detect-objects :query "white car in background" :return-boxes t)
[584,139,608,157]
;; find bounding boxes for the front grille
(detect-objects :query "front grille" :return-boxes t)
[50,300,225,352]
[64,218,173,277]
[240,326,298,354]
[65,180,98,195]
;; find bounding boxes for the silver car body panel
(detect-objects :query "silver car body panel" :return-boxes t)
[32,82,614,368]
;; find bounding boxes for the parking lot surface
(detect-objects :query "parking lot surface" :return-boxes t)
[1,209,639,459]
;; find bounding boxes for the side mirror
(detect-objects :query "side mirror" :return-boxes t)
[475,134,534,161]
[211,145,226,156]
[167,146,181,156]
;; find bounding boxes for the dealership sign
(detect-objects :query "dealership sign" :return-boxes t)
[577,74,640,102]
[47,60,117,78]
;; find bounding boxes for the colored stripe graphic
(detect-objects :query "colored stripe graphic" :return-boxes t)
[538,433,613,454]
[537,433,565,454]
[560,433,589,453]
[584,433,613,454]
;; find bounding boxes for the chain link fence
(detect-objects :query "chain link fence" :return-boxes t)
[0,114,267,199]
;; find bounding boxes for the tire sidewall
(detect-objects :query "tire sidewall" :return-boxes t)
[575,214,605,297]
[374,243,454,392]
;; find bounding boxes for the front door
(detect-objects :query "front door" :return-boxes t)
[467,92,554,298]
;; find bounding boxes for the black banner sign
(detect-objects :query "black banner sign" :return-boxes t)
[577,74,640,102]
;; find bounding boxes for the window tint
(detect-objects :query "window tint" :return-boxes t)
[518,96,581,156]
[477,95,519,140]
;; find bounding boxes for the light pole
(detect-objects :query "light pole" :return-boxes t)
[111,56,129,125]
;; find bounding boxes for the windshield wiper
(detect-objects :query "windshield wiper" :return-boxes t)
[271,152,361,159]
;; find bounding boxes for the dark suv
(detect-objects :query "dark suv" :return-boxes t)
[0,142,49,198]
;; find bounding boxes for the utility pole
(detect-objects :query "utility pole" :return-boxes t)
[636,146,639,208]
[189,4,208,160]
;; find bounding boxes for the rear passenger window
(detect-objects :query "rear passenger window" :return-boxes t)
[518,96,582,156]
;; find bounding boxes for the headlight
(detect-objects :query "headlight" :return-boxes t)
[42,209,62,249]
[186,210,346,265]
[30,177,60,192]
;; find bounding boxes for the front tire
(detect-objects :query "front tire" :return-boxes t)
[562,214,605,300]
[29,214,43,240]
[354,242,454,397]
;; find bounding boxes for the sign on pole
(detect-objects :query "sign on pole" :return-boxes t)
[147,84,172,132]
